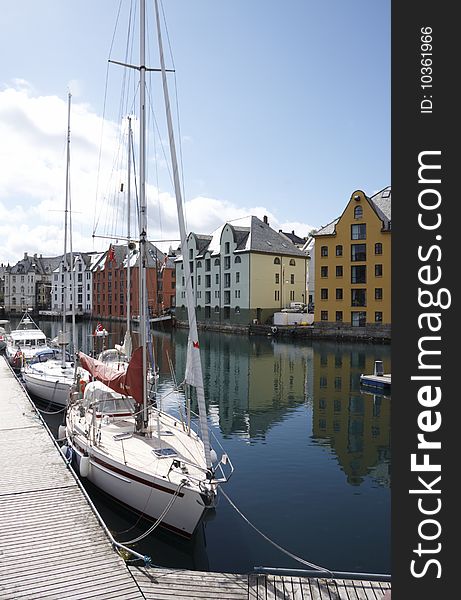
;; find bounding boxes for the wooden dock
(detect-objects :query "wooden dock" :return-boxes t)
[0,356,391,599]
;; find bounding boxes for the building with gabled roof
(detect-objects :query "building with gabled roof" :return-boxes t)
[314,187,391,335]
[91,242,176,320]
[3,252,63,314]
[175,215,308,326]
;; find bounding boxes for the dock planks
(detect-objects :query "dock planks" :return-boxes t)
[0,357,391,599]
[0,357,144,600]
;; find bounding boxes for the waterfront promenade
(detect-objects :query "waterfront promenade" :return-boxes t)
[0,356,391,599]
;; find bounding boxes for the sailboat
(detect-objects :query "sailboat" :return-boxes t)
[64,0,233,538]
[22,93,79,406]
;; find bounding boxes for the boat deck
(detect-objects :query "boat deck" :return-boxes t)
[0,356,391,599]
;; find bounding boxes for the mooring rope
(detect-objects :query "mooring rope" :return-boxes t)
[120,480,186,545]
[220,487,333,575]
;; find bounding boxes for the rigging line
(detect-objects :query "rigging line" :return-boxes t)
[219,488,334,576]
[93,0,125,237]
[160,0,188,230]
[120,480,186,544]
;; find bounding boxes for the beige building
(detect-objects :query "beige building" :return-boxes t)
[175,216,308,326]
[314,187,391,335]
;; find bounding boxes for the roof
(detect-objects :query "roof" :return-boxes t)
[177,215,307,261]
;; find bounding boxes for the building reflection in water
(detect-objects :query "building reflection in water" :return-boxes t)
[311,341,391,487]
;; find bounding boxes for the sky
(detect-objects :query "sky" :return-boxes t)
[0,0,390,266]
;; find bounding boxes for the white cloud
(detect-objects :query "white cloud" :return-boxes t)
[0,82,316,266]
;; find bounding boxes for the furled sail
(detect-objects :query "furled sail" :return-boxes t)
[78,346,143,405]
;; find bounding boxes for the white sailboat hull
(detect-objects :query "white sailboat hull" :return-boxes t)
[22,370,71,407]
[72,443,208,537]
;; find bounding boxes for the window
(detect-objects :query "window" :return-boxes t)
[235,256,241,263]
[236,272,240,283]
[235,306,240,313]
[197,260,202,268]
[321,311,328,321]
[214,258,220,266]
[235,290,240,298]
[336,288,343,300]
[205,291,211,304]
[375,243,383,255]
[224,273,231,287]
[336,311,343,322]
[224,256,231,270]
[336,265,343,277]
[290,274,295,284]
[197,275,201,286]
[351,244,366,261]
[290,290,295,301]
[214,305,220,313]
[354,206,363,219]
[351,311,367,327]
[215,273,219,284]
[375,264,383,277]
[351,224,367,240]
[224,291,230,304]
[375,311,383,322]
[321,266,328,278]
[274,257,281,265]
[321,246,328,257]
[205,275,211,287]
[375,288,383,300]
[275,273,280,284]
[225,242,230,254]
[321,288,328,300]
[352,289,366,307]
[275,290,280,301]
[189,249,193,260]
[289,259,296,266]
[336,245,343,256]
[351,265,366,283]
[205,306,211,318]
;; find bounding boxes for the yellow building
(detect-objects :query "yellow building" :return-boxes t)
[314,187,391,335]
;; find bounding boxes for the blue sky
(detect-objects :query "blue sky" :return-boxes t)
[0,0,390,264]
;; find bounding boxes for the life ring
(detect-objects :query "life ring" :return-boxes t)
[271,326,278,334]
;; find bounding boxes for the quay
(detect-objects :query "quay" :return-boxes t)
[0,356,391,599]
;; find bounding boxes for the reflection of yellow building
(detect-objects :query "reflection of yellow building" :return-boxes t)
[314,187,391,332]
[312,342,391,485]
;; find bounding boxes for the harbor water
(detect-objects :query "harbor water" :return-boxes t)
[20,318,390,575]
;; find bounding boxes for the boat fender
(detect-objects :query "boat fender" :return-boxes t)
[58,425,66,440]
[210,448,218,463]
[271,326,278,334]
[80,455,90,477]
[60,445,73,462]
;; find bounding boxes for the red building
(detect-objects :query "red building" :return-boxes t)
[92,243,176,319]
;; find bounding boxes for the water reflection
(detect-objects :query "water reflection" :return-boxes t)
[311,341,391,487]
[32,319,390,573]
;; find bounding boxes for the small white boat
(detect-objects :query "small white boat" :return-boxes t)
[5,312,51,370]
[22,347,77,407]
[360,361,391,391]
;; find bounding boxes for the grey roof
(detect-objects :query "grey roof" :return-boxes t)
[370,186,391,229]
[279,230,306,245]
[247,216,306,256]
[92,242,170,270]
[315,218,340,237]
[8,254,63,275]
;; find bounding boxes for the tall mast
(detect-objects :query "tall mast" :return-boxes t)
[61,92,71,369]
[139,0,148,426]
[153,0,212,467]
[126,116,132,358]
